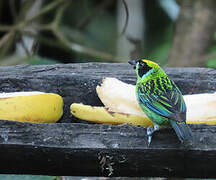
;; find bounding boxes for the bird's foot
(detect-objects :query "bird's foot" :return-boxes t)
[147,126,154,146]
[154,124,160,131]
[147,125,160,146]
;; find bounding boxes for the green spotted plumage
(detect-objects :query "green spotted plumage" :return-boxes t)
[129,59,192,143]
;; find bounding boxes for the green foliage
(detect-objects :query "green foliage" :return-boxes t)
[0,0,174,64]
[147,38,171,65]
[206,57,216,68]
[58,0,117,61]
[27,56,60,65]
[0,55,60,66]
[206,32,216,68]
[145,26,173,66]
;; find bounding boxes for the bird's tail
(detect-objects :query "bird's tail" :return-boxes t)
[170,120,193,142]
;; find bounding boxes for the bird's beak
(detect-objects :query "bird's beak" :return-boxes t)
[128,60,137,69]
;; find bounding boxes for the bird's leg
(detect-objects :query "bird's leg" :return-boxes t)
[147,124,160,146]
[147,126,154,146]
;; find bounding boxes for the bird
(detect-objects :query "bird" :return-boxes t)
[128,59,192,145]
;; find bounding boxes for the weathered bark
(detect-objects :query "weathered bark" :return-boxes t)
[169,0,216,67]
[0,63,215,177]
[0,120,215,178]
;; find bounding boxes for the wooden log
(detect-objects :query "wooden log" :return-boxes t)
[0,120,215,178]
[0,63,215,177]
[0,63,216,122]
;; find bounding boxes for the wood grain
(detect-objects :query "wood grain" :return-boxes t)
[0,63,215,177]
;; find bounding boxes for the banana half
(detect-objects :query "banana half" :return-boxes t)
[0,92,63,123]
[71,77,216,126]
[71,103,153,127]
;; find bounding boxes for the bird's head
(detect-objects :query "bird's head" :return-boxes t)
[128,59,160,79]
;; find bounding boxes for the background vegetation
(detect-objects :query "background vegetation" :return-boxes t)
[0,0,215,67]
[0,0,216,179]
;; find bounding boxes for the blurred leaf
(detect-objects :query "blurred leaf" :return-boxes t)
[206,57,216,68]
[0,55,60,66]
[59,0,117,60]
[26,56,60,65]
[206,38,216,68]
[148,40,171,65]
[209,45,216,52]
[146,26,173,65]
[85,13,117,54]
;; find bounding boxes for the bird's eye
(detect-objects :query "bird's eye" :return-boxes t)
[137,61,152,77]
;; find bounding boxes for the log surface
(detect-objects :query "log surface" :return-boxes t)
[0,63,216,122]
[0,63,216,177]
[0,120,215,178]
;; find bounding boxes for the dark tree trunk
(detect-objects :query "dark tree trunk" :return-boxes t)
[169,0,216,67]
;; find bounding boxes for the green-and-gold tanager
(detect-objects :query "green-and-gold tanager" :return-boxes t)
[129,59,192,144]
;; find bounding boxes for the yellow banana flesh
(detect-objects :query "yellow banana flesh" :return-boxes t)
[70,103,153,127]
[71,77,216,126]
[97,78,216,125]
[0,92,63,123]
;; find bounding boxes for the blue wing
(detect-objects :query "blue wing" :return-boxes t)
[138,84,186,121]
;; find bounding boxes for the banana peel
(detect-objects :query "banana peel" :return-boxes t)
[71,77,216,126]
[0,92,63,123]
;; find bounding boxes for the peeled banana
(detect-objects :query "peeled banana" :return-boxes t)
[71,103,153,127]
[71,77,216,126]
[96,78,144,116]
[0,92,63,123]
